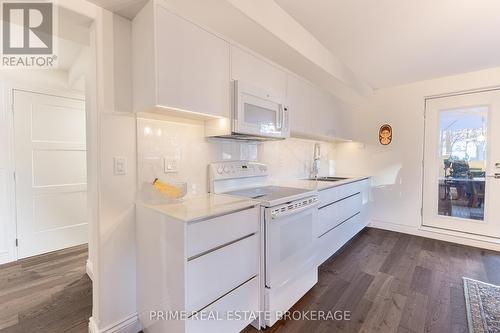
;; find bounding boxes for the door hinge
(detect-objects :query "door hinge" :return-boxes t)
[15,239,18,247]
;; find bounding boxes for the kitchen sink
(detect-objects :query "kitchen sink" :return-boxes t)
[307,177,349,181]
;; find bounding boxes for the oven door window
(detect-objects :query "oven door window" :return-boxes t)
[265,208,317,288]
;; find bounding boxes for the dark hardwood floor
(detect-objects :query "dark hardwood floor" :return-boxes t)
[0,244,91,333]
[1,229,499,333]
[245,227,500,333]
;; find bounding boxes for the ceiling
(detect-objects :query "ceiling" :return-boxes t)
[275,0,500,89]
[86,0,147,19]
[86,0,500,91]
[54,7,92,71]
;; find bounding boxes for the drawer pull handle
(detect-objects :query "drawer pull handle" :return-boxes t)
[318,192,361,210]
[318,211,361,238]
[187,233,256,261]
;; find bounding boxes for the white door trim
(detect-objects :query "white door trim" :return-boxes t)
[0,2,101,332]
[421,87,500,239]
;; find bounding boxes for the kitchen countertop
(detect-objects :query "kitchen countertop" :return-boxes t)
[137,193,259,223]
[270,175,370,191]
[137,176,370,222]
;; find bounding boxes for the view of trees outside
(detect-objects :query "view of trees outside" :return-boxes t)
[439,108,487,177]
[437,107,487,220]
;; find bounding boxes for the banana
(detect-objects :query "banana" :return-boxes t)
[153,178,183,198]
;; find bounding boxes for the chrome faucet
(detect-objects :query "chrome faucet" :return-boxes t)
[311,143,321,179]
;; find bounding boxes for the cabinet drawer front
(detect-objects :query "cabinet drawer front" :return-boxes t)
[317,213,364,266]
[318,181,363,207]
[317,193,361,237]
[186,276,259,333]
[186,234,259,312]
[187,206,259,258]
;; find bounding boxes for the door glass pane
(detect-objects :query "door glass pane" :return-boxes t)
[438,107,487,220]
[244,103,277,132]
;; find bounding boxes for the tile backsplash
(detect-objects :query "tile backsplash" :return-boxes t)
[260,138,337,180]
[137,116,337,197]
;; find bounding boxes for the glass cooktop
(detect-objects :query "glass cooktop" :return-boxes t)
[225,186,314,206]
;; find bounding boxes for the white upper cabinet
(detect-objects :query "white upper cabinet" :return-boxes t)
[287,74,312,135]
[132,1,350,140]
[310,89,334,138]
[132,1,230,119]
[288,74,347,140]
[231,45,287,101]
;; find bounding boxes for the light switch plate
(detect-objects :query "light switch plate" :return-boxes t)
[164,158,179,173]
[114,157,127,175]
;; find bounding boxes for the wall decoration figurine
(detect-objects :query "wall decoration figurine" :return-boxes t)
[379,124,393,145]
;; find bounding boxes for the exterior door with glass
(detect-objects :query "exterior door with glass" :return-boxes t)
[423,90,500,238]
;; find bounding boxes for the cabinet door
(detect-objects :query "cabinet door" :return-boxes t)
[310,89,330,137]
[326,93,347,139]
[322,93,337,137]
[287,74,312,135]
[156,6,230,118]
[231,45,287,100]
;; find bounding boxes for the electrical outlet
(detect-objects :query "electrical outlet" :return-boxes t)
[164,158,179,173]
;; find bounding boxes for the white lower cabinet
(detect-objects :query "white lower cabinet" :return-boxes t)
[317,192,361,237]
[316,179,371,266]
[186,235,259,312]
[136,204,261,333]
[186,277,259,333]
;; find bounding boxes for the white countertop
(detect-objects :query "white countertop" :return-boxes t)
[137,176,370,222]
[137,193,258,223]
[270,175,370,191]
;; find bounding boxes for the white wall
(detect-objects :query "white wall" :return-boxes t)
[91,9,140,333]
[0,82,12,265]
[137,116,256,195]
[136,116,337,195]
[336,66,500,247]
[260,138,337,180]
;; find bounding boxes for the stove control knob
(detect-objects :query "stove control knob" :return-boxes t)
[223,166,229,173]
[217,166,223,174]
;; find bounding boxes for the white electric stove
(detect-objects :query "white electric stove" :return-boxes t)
[209,161,319,327]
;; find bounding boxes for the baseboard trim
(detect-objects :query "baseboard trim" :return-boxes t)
[89,317,99,333]
[369,219,500,251]
[89,313,141,333]
[86,259,93,281]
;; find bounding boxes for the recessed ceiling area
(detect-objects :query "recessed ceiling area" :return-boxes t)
[85,0,148,19]
[86,0,500,91]
[275,0,500,89]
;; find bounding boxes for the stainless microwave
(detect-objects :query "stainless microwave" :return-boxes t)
[206,80,290,141]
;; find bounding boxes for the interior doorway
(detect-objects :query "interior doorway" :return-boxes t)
[13,90,87,258]
[0,4,96,332]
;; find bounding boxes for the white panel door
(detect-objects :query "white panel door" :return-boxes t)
[13,90,87,258]
[423,90,500,238]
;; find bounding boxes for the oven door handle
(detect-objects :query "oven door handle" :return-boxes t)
[271,202,318,220]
